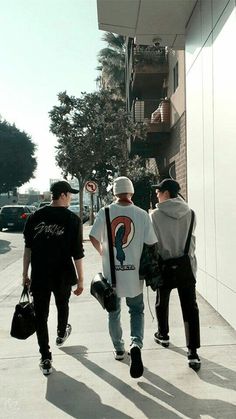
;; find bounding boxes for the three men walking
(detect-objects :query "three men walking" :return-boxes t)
[22,176,200,377]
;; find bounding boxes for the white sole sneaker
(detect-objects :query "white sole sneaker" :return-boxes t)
[40,359,52,375]
[56,324,72,347]
[154,333,170,348]
[114,350,125,360]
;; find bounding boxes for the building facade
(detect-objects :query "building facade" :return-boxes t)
[97,0,236,329]
[186,0,236,328]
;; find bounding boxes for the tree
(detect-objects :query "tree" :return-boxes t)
[97,33,126,99]
[126,156,157,211]
[49,90,135,220]
[96,34,160,210]
[0,120,37,194]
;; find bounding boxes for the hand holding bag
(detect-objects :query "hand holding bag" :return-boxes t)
[90,207,117,312]
[10,286,36,339]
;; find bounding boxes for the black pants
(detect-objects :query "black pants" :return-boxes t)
[32,282,71,360]
[155,284,200,349]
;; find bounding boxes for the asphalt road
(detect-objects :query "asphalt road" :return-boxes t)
[0,230,24,272]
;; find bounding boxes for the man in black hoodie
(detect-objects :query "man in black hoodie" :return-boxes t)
[22,181,84,375]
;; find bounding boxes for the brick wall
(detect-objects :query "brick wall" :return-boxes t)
[146,158,159,178]
[155,112,187,200]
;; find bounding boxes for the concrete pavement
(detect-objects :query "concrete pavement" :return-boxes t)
[0,225,236,418]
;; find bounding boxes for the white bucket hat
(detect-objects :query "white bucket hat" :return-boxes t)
[113,176,134,195]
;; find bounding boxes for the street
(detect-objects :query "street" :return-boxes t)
[0,230,24,272]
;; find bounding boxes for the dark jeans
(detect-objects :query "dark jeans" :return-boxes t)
[155,283,200,349]
[32,282,71,360]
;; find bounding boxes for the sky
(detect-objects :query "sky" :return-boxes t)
[0,0,105,193]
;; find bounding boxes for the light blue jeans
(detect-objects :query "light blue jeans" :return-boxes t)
[108,293,144,351]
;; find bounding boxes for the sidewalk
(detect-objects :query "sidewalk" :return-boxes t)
[1,231,236,418]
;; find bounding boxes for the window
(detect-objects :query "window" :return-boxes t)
[173,62,179,92]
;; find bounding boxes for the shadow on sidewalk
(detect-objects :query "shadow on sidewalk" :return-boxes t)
[169,345,236,391]
[141,370,236,418]
[0,239,11,254]
[61,345,236,419]
[60,345,188,418]
[136,345,236,418]
[46,369,131,419]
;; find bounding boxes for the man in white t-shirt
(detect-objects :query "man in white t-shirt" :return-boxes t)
[90,176,157,378]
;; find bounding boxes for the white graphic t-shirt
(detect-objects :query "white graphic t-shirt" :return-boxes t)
[90,203,157,297]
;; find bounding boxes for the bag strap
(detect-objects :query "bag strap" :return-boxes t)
[20,285,30,302]
[105,207,116,287]
[184,210,195,255]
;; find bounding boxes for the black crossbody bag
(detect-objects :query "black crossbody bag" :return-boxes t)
[90,207,117,312]
[159,210,195,289]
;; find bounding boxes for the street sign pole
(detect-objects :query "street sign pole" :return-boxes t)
[90,192,94,225]
[85,181,98,226]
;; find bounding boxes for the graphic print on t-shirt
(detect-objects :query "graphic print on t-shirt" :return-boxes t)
[111,216,135,270]
[33,222,65,239]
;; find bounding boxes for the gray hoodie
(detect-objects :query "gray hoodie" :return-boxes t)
[150,197,197,277]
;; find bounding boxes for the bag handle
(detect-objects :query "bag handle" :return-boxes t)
[105,207,116,287]
[20,285,31,302]
[184,210,195,255]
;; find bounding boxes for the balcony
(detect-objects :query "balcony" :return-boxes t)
[133,45,168,71]
[132,46,168,98]
[129,98,170,158]
[132,98,170,130]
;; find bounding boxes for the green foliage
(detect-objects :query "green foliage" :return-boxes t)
[0,120,37,193]
[97,33,125,99]
[126,156,157,211]
[49,90,133,179]
[49,90,136,215]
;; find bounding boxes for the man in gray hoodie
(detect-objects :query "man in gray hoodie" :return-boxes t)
[150,178,201,371]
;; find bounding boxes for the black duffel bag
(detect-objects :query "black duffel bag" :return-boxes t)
[90,273,117,312]
[10,286,36,340]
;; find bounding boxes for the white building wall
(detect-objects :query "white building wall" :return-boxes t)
[186,0,236,328]
[168,50,185,126]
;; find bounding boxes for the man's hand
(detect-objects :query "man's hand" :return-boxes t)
[73,281,84,296]
[22,275,31,287]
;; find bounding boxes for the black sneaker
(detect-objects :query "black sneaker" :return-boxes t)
[188,351,201,371]
[114,350,125,361]
[154,332,170,348]
[40,359,52,375]
[130,345,144,378]
[56,324,72,347]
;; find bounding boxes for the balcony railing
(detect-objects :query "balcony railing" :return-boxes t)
[133,45,168,66]
[129,98,170,157]
[131,98,170,130]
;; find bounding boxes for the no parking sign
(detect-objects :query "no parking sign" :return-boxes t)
[85,181,97,193]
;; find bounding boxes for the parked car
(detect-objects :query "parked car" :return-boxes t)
[68,205,89,223]
[83,205,90,219]
[28,205,37,213]
[0,205,32,231]
[39,201,51,208]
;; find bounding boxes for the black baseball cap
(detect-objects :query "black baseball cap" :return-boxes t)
[152,178,180,194]
[50,181,79,195]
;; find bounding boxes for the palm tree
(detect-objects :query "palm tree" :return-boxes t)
[97,32,126,99]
